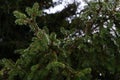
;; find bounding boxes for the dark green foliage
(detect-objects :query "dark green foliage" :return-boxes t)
[0,0,77,60]
[0,2,91,80]
[1,0,120,80]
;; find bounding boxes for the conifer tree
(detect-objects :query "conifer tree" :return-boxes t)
[0,0,120,80]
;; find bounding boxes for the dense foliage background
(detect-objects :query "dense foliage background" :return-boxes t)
[0,0,120,80]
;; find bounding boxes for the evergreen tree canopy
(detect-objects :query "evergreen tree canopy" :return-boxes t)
[0,0,77,59]
[0,0,120,80]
